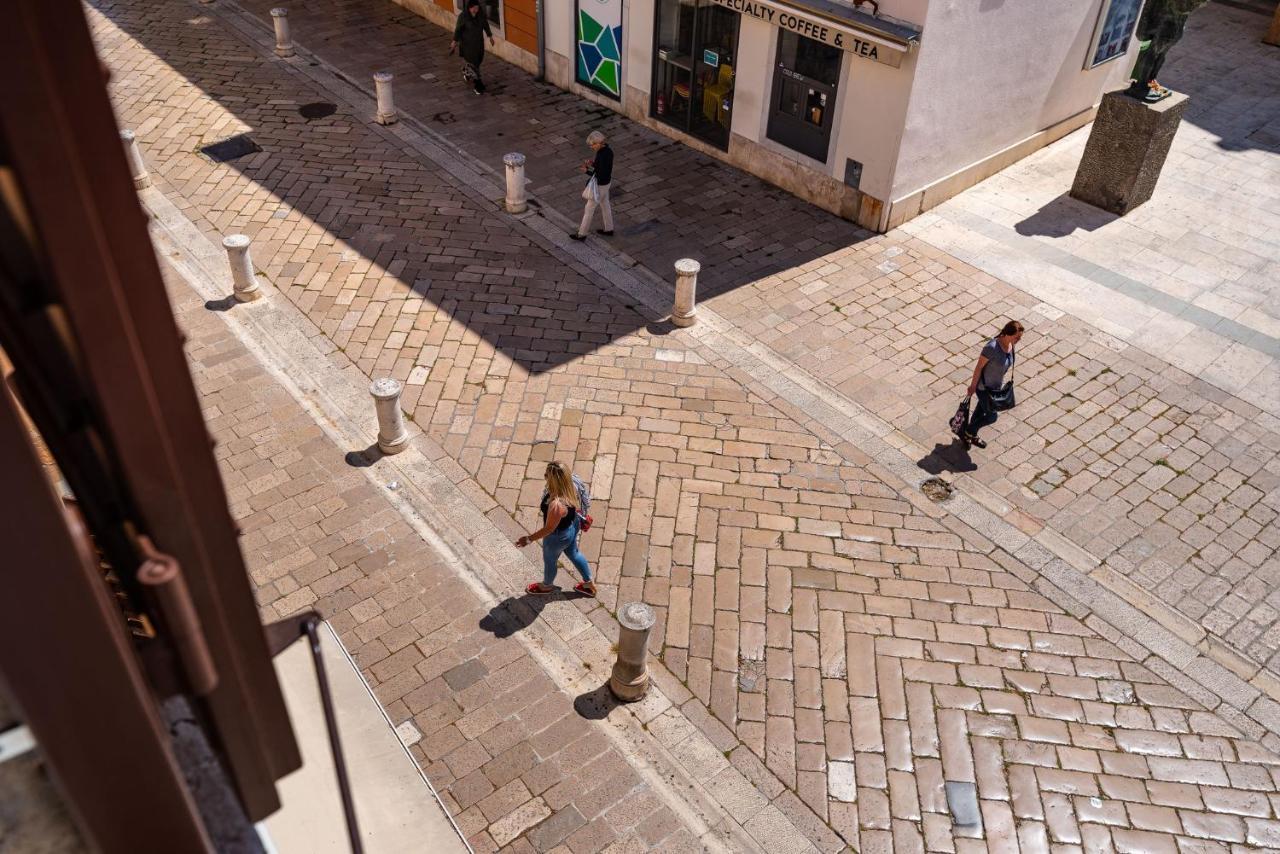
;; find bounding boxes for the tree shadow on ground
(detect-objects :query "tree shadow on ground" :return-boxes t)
[917,440,978,475]
[573,683,622,720]
[1014,193,1116,238]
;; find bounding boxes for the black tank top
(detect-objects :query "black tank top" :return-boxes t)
[540,495,577,532]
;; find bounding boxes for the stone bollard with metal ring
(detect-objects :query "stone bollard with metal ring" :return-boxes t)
[370,378,409,455]
[609,602,656,702]
[671,258,700,328]
[270,8,295,57]
[374,72,398,126]
[222,234,262,302]
[120,129,151,189]
[503,153,528,214]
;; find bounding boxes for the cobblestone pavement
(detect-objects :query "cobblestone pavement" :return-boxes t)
[199,0,1280,685]
[96,0,1280,850]
[164,254,708,852]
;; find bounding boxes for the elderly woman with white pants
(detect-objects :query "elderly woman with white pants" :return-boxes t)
[570,131,614,240]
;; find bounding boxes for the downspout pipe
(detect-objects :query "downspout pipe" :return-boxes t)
[535,0,546,81]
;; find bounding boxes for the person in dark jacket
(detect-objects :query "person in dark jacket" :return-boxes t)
[570,131,614,240]
[450,0,494,94]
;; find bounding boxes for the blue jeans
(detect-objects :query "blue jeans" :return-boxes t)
[966,391,998,437]
[541,517,592,586]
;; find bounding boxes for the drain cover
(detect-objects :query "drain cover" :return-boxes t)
[199,133,261,162]
[921,477,954,502]
[299,102,336,120]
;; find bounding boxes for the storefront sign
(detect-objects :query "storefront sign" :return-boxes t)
[576,0,623,98]
[706,0,904,66]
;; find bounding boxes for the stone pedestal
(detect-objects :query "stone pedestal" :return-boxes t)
[609,603,655,702]
[1070,90,1189,216]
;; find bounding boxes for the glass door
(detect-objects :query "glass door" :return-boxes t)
[766,31,842,163]
[688,4,737,149]
[652,0,738,150]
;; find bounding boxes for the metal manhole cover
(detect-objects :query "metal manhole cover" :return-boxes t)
[299,102,336,120]
[199,133,261,162]
[921,477,954,502]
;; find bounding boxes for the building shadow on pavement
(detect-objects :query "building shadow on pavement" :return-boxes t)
[572,683,621,721]
[916,440,978,475]
[93,0,871,375]
[1015,193,1116,238]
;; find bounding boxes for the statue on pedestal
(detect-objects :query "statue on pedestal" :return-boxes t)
[1125,0,1209,102]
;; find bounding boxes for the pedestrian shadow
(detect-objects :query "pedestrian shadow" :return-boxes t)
[573,683,621,720]
[344,444,383,467]
[479,594,555,638]
[917,439,978,475]
[204,295,238,312]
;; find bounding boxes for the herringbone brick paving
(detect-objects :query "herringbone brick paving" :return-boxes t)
[213,0,1280,684]
[98,0,1280,850]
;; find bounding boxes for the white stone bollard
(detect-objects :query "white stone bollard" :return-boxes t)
[503,153,528,214]
[222,235,262,302]
[374,72,398,125]
[671,258,701,328]
[609,603,656,702]
[370,378,409,455]
[270,8,295,57]
[120,129,151,189]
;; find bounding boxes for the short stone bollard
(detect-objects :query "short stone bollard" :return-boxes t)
[370,378,409,455]
[503,153,528,214]
[120,129,151,189]
[222,234,262,302]
[374,72,398,125]
[670,258,700,328]
[270,8,295,57]
[609,602,656,702]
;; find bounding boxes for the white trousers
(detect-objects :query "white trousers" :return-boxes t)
[578,182,613,235]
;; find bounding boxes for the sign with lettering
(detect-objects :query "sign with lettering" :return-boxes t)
[706,0,904,66]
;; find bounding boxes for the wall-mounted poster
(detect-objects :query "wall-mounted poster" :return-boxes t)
[576,0,623,99]
[1086,0,1143,68]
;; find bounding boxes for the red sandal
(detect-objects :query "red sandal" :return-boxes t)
[526,583,555,595]
[573,582,596,598]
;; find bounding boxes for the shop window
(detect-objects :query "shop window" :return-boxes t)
[766,31,842,163]
[652,0,739,151]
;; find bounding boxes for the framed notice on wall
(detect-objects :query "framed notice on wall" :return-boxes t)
[576,0,623,99]
[1086,0,1143,68]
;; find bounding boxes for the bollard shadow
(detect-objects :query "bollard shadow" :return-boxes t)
[644,318,679,337]
[204,295,238,312]
[917,439,978,475]
[1014,193,1116,238]
[344,444,383,467]
[573,683,621,720]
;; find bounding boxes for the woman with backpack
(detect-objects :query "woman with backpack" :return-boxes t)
[515,461,595,597]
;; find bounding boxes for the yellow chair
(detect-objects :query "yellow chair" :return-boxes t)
[701,63,733,127]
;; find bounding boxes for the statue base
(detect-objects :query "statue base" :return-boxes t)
[1070,90,1189,216]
